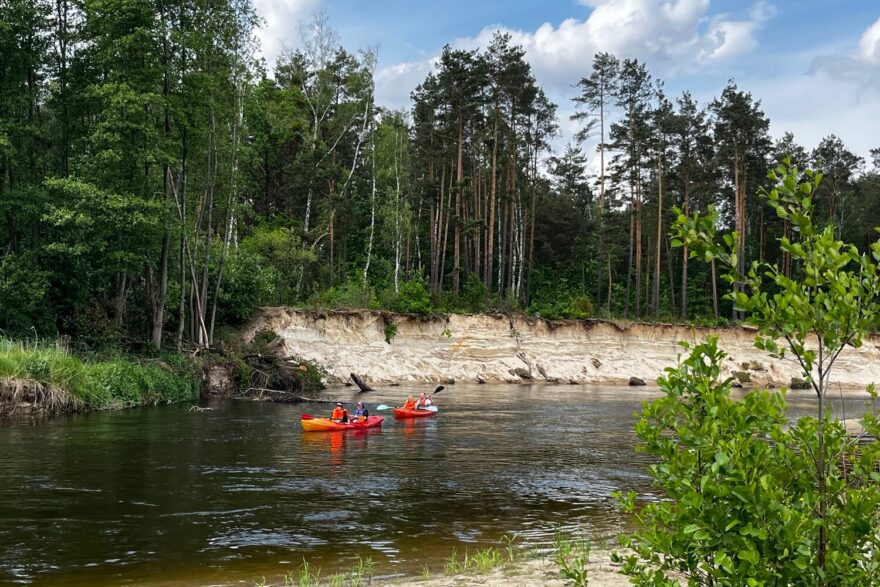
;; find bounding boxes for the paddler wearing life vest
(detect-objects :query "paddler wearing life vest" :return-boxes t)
[415,392,434,410]
[330,402,349,423]
[402,394,416,410]
[353,400,369,422]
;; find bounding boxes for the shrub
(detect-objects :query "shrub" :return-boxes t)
[619,158,880,585]
[459,272,489,313]
[392,278,432,315]
[384,322,398,344]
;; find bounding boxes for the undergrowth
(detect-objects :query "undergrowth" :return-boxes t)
[0,337,200,411]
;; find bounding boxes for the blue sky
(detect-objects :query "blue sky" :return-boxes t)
[253,0,880,161]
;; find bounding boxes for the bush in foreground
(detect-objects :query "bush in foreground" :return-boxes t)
[616,159,880,584]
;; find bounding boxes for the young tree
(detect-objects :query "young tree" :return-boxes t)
[628,159,880,585]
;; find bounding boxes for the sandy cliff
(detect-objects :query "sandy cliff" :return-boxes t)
[244,309,880,388]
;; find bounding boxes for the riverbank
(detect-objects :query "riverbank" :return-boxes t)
[0,338,200,416]
[377,553,629,587]
[245,308,880,388]
[374,560,614,587]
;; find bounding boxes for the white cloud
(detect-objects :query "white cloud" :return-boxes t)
[375,59,436,110]
[809,17,880,93]
[458,0,767,82]
[752,73,879,159]
[253,0,319,70]
[374,0,770,112]
[699,19,758,61]
[858,17,880,65]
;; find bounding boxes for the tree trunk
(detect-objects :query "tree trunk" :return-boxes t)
[453,112,463,293]
[653,156,663,317]
[363,132,376,284]
[711,257,719,320]
[680,179,689,319]
[527,130,539,303]
[486,116,498,288]
[625,206,633,318]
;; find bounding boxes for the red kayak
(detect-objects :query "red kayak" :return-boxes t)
[393,407,437,420]
[300,414,384,432]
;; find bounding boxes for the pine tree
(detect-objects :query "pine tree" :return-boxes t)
[710,81,770,320]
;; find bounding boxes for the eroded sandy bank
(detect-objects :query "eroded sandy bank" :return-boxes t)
[245,308,880,388]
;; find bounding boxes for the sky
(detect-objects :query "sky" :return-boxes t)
[251,0,880,162]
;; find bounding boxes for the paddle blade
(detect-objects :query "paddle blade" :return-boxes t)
[301,414,314,420]
[425,405,439,412]
[376,404,392,411]
[432,385,445,395]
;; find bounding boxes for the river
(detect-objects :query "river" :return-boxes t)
[0,383,870,585]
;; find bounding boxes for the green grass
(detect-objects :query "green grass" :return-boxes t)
[0,337,200,411]
[553,529,591,587]
[443,544,512,576]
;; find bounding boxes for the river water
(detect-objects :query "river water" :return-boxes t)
[0,384,870,585]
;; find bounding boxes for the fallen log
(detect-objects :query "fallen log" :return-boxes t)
[350,373,373,392]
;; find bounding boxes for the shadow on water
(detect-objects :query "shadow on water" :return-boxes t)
[0,383,873,585]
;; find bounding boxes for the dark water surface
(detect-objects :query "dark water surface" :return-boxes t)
[0,384,870,585]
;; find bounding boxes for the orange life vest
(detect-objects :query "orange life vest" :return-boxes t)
[331,407,347,421]
[402,399,416,410]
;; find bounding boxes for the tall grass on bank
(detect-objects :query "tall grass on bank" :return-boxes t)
[0,337,199,411]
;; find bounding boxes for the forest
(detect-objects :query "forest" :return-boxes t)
[3,0,880,352]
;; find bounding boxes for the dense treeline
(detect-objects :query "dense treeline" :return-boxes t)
[2,2,879,350]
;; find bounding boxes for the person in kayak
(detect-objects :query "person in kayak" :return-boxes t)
[402,394,417,410]
[353,401,369,422]
[415,392,434,410]
[330,402,349,423]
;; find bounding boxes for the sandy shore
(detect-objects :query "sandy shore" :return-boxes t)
[374,552,630,587]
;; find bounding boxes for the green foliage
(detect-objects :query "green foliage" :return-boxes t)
[444,546,507,575]
[289,357,327,393]
[217,247,278,323]
[295,558,321,587]
[346,555,374,587]
[250,329,279,351]
[616,337,880,585]
[383,321,398,344]
[391,278,432,315]
[241,225,317,305]
[310,279,375,310]
[458,272,490,313]
[0,253,54,334]
[628,158,880,585]
[0,337,200,410]
[528,276,594,320]
[553,530,591,587]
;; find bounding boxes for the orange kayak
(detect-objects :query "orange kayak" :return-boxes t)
[393,407,436,419]
[300,415,384,432]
